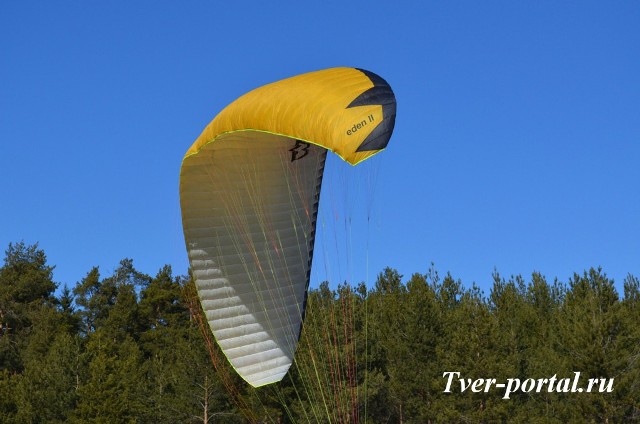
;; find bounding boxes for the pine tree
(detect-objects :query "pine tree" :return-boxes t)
[71,331,149,423]
[557,268,627,422]
[0,242,58,373]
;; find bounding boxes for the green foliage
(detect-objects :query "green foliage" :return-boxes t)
[1,242,638,422]
[16,332,81,423]
[0,242,58,374]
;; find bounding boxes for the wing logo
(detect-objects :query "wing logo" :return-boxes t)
[290,140,311,162]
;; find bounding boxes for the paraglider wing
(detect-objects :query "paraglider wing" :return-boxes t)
[180,67,396,387]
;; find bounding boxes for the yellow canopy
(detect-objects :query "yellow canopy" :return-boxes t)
[180,67,396,387]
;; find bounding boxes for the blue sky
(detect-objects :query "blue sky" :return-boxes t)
[1,2,638,293]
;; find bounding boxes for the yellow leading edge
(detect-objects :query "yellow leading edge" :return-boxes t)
[183,67,396,165]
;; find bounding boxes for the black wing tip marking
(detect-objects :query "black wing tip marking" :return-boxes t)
[348,69,397,152]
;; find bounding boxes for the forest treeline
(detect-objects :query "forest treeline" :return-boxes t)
[0,241,638,423]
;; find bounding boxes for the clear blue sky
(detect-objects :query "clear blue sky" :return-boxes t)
[1,2,638,293]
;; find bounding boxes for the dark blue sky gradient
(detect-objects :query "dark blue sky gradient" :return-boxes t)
[1,2,638,292]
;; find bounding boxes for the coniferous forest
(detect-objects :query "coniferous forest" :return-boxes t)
[0,241,638,423]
